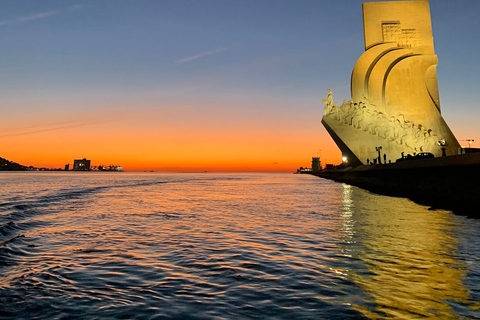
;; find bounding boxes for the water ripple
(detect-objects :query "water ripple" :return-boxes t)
[0,173,479,319]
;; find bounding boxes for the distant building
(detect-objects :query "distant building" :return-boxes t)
[73,158,91,171]
[64,164,70,171]
[311,157,321,172]
[296,167,312,174]
[325,164,335,170]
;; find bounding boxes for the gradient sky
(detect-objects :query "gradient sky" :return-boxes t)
[0,0,479,171]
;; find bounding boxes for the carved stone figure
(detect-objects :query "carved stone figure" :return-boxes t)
[394,119,403,144]
[322,89,334,116]
[414,124,424,151]
[375,113,389,139]
[352,103,365,128]
[361,107,373,132]
[423,129,438,153]
[403,123,416,149]
[339,100,351,124]
[324,102,333,116]
[332,103,342,121]
[387,116,396,141]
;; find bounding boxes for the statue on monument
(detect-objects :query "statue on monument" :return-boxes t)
[321,90,446,154]
[323,89,334,115]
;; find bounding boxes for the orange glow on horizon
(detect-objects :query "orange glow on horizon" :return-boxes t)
[0,102,344,172]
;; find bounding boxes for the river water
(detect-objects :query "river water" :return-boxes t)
[0,172,479,319]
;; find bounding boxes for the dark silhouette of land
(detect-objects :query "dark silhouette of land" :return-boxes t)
[0,157,29,171]
[0,157,63,171]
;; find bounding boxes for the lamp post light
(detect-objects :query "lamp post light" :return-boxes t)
[375,146,383,164]
[437,139,448,146]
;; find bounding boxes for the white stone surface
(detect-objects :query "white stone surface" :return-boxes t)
[323,0,459,164]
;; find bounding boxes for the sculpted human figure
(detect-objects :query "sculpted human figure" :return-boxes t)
[356,105,366,129]
[326,89,333,105]
[361,107,373,132]
[420,130,428,152]
[387,116,396,141]
[375,113,389,139]
[414,124,424,151]
[352,102,366,128]
[396,114,405,124]
[332,103,342,121]
[323,89,334,115]
[421,128,428,151]
[351,108,361,128]
[414,124,422,137]
[346,103,358,126]
[394,119,403,144]
[368,111,378,135]
[322,89,333,105]
[398,121,407,143]
[360,105,372,132]
[402,123,416,149]
[324,102,333,116]
[423,129,438,153]
[339,100,350,123]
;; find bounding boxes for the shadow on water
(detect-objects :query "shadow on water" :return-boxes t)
[339,183,480,319]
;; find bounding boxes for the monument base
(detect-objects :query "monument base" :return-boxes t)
[312,153,480,216]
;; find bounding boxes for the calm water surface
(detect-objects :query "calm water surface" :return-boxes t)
[0,172,479,319]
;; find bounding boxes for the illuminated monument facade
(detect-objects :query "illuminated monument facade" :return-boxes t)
[322,0,460,166]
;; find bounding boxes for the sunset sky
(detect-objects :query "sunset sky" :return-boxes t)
[1,0,479,171]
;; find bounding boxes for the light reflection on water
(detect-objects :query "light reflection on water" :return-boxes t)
[0,172,479,319]
[341,183,480,319]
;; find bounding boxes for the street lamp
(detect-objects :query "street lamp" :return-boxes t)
[375,146,382,164]
[437,139,447,146]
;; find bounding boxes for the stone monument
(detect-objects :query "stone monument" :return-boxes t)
[322,0,459,166]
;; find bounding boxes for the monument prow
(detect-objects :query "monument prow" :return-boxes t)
[322,0,459,166]
[318,0,479,215]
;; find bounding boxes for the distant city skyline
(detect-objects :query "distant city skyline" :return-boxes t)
[0,0,479,171]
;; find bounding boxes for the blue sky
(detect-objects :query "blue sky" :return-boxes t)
[0,0,479,169]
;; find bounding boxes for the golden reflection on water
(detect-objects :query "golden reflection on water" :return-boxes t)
[4,173,480,319]
[340,184,479,319]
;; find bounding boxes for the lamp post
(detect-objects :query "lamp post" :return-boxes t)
[375,146,382,164]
